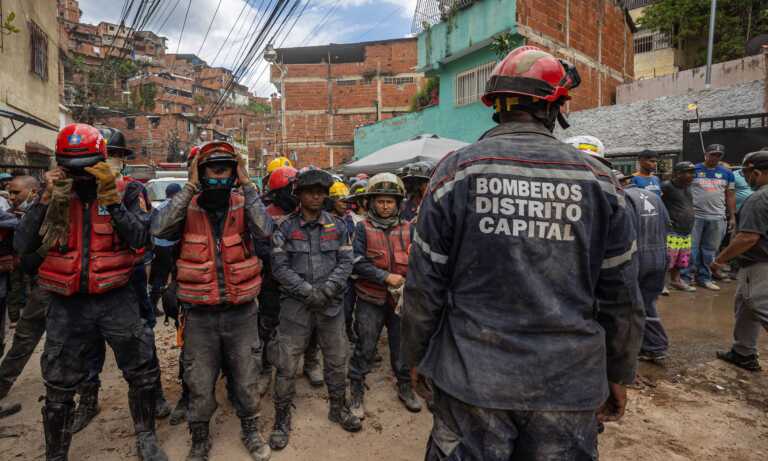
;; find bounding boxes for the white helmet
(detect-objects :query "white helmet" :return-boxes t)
[564,135,605,158]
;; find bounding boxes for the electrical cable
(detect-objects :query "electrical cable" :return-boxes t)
[169,0,193,74]
[196,0,224,56]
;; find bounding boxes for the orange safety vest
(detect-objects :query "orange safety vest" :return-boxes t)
[38,197,136,296]
[176,192,262,306]
[354,219,411,305]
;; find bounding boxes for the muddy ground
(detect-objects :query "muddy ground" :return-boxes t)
[0,282,766,460]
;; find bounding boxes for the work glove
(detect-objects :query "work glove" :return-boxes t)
[320,281,339,300]
[306,288,330,311]
[84,162,120,207]
[39,178,73,254]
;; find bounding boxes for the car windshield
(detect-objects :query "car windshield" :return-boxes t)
[147,180,186,202]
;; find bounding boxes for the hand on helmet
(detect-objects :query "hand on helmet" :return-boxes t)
[84,162,120,207]
[236,154,251,186]
[188,155,200,187]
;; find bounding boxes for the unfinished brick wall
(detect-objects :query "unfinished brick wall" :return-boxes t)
[517,0,633,112]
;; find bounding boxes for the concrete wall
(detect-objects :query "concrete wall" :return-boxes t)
[557,80,766,155]
[634,48,679,80]
[0,0,60,155]
[618,53,768,104]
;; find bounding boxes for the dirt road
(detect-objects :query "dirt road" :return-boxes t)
[0,283,766,460]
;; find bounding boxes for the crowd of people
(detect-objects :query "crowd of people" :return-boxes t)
[0,45,765,461]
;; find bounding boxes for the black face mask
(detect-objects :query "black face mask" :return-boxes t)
[198,188,231,212]
[272,188,298,213]
[73,177,97,202]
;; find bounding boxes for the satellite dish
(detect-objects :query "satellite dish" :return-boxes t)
[746,34,768,56]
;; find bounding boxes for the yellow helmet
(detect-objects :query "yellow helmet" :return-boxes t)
[267,156,293,174]
[329,181,350,199]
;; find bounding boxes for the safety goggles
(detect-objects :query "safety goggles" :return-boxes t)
[204,177,235,187]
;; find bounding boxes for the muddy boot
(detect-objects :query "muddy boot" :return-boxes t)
[129,385,168,461]
[169,394,188,426]
[328,396,362,433]
[397,382,422,413]
[349,379,365,420]
[717,349,762,371]
[155,384,172,419]
[241,416,271,461]
[71,383,100,433]
[187,422,211,461]
[269,404,292,450]
[42,400,74,461]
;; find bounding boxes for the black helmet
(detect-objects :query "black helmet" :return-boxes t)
[742,150,768,170]
[674,161,695,173]
[401,161,433,180]
[98,127,133,158]
[295,169,333,192]
[705,144,726,157]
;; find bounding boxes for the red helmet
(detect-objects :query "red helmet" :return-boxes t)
[268,166,297,191]
[197,141,237,168]
[55,123,107,169]
[481,46,580,106]
[187,145,200,165]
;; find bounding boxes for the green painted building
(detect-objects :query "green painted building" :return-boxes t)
[355,0,520,159]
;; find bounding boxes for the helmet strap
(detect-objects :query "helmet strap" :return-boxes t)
[494,96,561,131]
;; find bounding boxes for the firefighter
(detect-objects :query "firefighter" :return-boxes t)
[152,141,273,461]
[269,169,361,450]
[13,123,166,460]
[327,181,358,340]
[401,47,643,459]
[348,173,421,419]
[399,161,433,221]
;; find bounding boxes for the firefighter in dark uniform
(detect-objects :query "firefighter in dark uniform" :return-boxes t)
[14,123,166,461]
[399,161,433,222]
[348,173,421,419]
[269,169,362,450]
[152,141,273,461]
[401,47,643,460]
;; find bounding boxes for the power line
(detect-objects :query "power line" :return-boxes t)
[156,0,183,32]
[225,0,275,70]
[169,0,193,73]
[196,0,224,56]
[210,0,252,65]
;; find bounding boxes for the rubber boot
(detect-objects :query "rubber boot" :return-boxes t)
[397,381,422,413]
[71,383,100,433]
[328,396,362,433]
[42,400,74,461]
[349,379,365,420]
[129,385,169,461]
[169,394,188,426]
[187,422,211,461]
[241,416,271,461]
[155,383,172,419]
[268,404,292,450]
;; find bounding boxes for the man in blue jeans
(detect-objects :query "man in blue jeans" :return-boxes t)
[686,144,736,291]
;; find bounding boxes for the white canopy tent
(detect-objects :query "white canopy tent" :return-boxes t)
[340,134,468,176]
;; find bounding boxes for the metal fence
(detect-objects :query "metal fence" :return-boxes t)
[412,0,478,34]
[623,0,657,9]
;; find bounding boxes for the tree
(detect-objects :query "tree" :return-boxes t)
[639,0,768,68]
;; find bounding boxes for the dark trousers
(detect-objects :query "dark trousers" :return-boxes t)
[182,302,263,422]
[6,268,28,323]
[274,297,348,406]
[41,285,158,402]
[638,250,669,354]
[258,287,281,372]
[348,298,409,384]
[343,281,357,342]
[425,386,598,461]
[0,282,50,392]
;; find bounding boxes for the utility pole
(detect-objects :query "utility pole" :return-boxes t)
[705,0,717,89]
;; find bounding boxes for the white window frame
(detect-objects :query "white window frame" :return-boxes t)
[454,61,496,107]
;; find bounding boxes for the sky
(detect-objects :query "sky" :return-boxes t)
[79,0,418,96]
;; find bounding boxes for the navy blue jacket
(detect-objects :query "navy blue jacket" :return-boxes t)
[401,122,644,411]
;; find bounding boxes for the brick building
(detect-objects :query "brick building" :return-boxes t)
[270,38,423,168]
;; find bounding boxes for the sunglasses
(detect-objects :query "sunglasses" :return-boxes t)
[204,177,234,187]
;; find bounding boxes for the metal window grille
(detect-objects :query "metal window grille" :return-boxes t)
[412,0,477,34]
[633,30,671,54]
[623,0,656,9]
[336,79,357,86]
[383,76,415,85]
[29,21,48,81]
[454,61,496,107]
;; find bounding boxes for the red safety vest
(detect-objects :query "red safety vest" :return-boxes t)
[176,193,262,306]
[38,197,136,296]
[354,219,411,304]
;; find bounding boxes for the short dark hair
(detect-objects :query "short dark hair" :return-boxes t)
[638,150,658,159]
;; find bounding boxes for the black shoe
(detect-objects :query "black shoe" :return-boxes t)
[397,382,422,413]
[71,383,100,433]
[328,397,362,433]
[136,432,168,461]
[269,405,292,450]
[187,422,211,461]
[241,416,271,461]
[129,384,168,461]
[169,395,188,426]
[717,349,762,371]
[42,400,75,461]
[155,386,172,419]
[638,351,668,363]
[349,379,365,420]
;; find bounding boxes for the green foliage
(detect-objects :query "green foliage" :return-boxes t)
[1,11,20,35]
[490,32,516,60]
[193,94,207,106]
[410,77,440,112]
[131,83,157,112]
[248,100,271,114]
[639,0,768,68]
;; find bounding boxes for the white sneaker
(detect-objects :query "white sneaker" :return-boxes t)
[701,281,721,291]
[661,286,670,296]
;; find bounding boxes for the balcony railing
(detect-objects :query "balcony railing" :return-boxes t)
[623,0,656,9]
[411,0,478,34]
